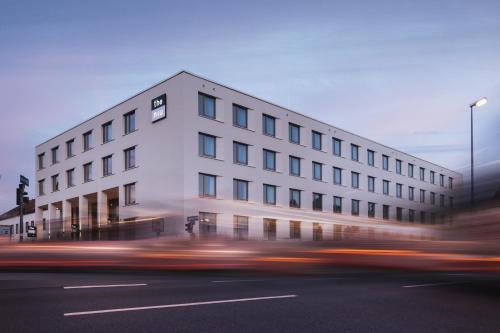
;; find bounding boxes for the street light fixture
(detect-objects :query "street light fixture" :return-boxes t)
[469,97,488,205]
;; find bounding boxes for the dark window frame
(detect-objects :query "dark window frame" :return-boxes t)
[199,173,217,197]
[232,104,248,129]
[198,92,216,119]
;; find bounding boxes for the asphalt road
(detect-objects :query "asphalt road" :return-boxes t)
[1,269,500,332]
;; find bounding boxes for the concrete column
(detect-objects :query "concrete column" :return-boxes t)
[97,191,108,227]
[302,221,313,241]
[79,196,88,231]
[62,200,71,235]
[48,203,57,239]
[118,185,125,221]
[35,207,44,239]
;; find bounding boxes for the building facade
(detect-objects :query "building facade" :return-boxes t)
[0,199,35,241]
[33,71,462,241]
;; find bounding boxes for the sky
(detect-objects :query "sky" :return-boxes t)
[0,0,499,212]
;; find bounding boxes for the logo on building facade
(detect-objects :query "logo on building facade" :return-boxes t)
[151,94,166,123]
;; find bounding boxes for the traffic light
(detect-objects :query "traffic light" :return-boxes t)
[185,221,194,233]
[16,185,28,205]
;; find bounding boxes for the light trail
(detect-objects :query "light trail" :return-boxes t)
[64,283,148,289]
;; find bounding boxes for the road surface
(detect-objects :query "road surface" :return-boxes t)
[1,269,499,332]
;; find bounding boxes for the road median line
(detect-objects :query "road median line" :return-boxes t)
[64,294,297,316]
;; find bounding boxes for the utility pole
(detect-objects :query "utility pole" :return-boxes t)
[469,97,488,206]
[19,184,24,241]
[17,175,29,242]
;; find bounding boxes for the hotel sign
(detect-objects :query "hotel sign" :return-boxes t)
[151,94,166,123]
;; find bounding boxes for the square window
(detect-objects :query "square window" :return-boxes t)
[408,163,414,178]
[312,162,322,181]
[199,173,216,197]
[396,183,402,198]
[83,163,92,182]
[289,156,301,176]
[198,93,216,119]
[233,179,249,201]
[333,167,342,185]
[351,144,359,161]
[313,193,323,211]
[289,189,301,208]
[263,149,276,171]
[124,183,136,205]
[66,140,74,158]
[367,150,375,166]
[233,104,248,128]
[351,199,360,216]
[38,153,45,169]
[124,111,136,134]
[102,155,112,176]
[333,138,342,156]
[199,212,217,236]
[233,215,249,240]
[51,174,59,192]
[351,172,359,188]
[289,123,300,144]
[333,196,342,213]
[102,121,112,143]
[383,205,390,219]
[66,169,74,187]
[396,159,402,174]
[397,207,403,221]
[408,186,414,201]
[83,131,92,151]
[51,147,59,164]
[409,209,415,222]
[368,176,375,192]
[233,142,248,165]
[199,133,216,158]
[38,179,45,196]
[312,131,322,150]
[420,189,426,203]
[368,202,375,218]
[290,221,301,239]
[420,167,425,181]
[264,218,277,240]
[263,184,276,205]
[262,114,276,137]
[124,147,136,169]
[382,155,389,170]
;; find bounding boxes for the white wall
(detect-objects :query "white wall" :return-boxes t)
[0,212,36,241]
[34,71,463,240]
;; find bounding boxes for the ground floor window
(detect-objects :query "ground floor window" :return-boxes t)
[199,212,217,236]
[313,223,323,241]
[124,183,136,205]
[263,218,276,240]
[397,207,403,221]
[290,220,301,239]
[233,215,249,240]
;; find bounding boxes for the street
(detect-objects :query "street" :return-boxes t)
[1,269,500,332]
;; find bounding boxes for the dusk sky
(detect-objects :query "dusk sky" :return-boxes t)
[0,0,499,212]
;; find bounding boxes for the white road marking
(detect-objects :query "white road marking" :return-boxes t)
[64,283,148,290]
[64,294,297,316]
[211,279,266,283]
[403,282,464,288]
[303,277,349,281]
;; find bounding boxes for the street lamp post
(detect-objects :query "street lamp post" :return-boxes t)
[469,97,488,205]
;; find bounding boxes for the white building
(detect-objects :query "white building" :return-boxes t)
[32,71,462,241]
[0,200,35,241]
